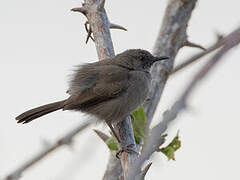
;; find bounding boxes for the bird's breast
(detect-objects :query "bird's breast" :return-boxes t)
[126,71,151,110]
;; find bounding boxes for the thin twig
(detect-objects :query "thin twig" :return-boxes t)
[4,122,90,180]
[171,36,225,75]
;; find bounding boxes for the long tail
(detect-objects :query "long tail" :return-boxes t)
[16,100,66,124]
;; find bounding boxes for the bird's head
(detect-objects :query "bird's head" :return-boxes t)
[115,49,169,71]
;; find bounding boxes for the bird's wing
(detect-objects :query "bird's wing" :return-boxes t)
[93,65,129,97]
[63,65,129,110]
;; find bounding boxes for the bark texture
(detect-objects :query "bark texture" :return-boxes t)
[72,0,138,179]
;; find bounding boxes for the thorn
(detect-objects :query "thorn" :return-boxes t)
[84,21,89,32]
[183,40,206,51]
[142,162,152,177]
[109,23,128,31]
[84,21,94,44]
[71,7,87,15]
[98,0,106,10]
[162,133,168,138]
[215,32,225,42]
[137,162,152,179]
[66,89,71,94]
[58,136,73,146]
[177,129,180,137]
[85,27,92,44]
[93,129,110,142]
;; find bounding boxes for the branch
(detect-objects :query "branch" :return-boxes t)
[103,154,123,180]
[72,1,114,59]
[171,34,225,75]
[140,1,198,175]
[143,0,198,127]
[72,0,137,179]
[128,26,240,180]
[93,129,123,180]
[95,0,200,178]
[116,117,138,179]
[4,122,90,180]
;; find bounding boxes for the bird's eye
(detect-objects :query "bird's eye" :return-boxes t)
[140,55,145,61]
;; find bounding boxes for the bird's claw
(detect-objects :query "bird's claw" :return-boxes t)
[116,143,139,159]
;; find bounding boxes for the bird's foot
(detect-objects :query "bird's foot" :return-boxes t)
[116,143,139,159]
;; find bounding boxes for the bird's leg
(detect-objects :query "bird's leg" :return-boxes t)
[107,122,121,143]
[106,122,138,158]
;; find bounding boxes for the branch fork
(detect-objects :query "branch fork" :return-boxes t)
[183,39,206,50]
[71,1,127,45]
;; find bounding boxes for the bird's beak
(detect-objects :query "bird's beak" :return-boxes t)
[154,56,169,62]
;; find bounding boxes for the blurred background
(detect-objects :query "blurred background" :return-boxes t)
[0,0,239,179]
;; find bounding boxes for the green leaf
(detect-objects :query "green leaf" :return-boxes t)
[160,131,181,160]
[105,106,147,150]
[106,137,119,151]
[131,106,146,144]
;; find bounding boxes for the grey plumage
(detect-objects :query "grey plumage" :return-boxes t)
[16,49,168,128]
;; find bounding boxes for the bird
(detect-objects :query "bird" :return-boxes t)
[16,49,169,152]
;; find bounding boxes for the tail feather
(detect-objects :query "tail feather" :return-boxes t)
[16,100,66,124]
